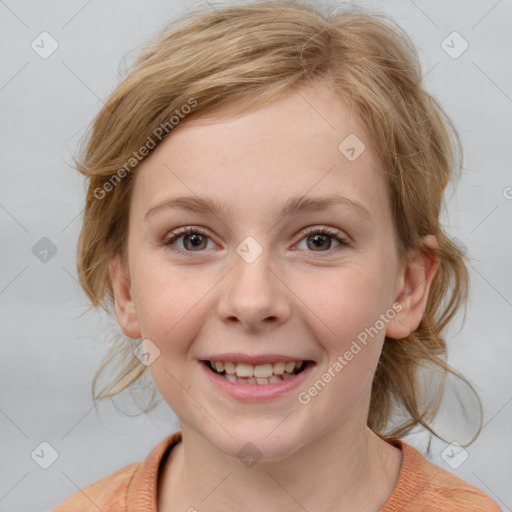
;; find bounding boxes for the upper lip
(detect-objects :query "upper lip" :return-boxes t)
[200,353,314,365]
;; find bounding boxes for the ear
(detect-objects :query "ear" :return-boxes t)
[108,253,142,339]
[385,235,440,339]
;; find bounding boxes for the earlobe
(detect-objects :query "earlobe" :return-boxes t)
[385,235,440,340]
[108,254,142,339]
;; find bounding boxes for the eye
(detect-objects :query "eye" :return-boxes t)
[162,225,350,256]
[295,226,350,254]
[162,227,215,254]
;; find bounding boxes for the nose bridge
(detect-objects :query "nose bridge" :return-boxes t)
[235,240,273,289]
[232,235,276,300]
[217,235,290,327]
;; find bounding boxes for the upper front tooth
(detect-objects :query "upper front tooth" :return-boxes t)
[253,363,273,378]
[235,363,254,378]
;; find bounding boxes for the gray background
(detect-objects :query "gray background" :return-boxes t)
[1,0,511,510]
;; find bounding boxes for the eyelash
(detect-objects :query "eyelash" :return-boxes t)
[161,225,350,257]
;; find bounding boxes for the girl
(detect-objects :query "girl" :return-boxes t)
[51,1,501,510]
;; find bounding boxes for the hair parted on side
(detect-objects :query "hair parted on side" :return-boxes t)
[74,0,481,443]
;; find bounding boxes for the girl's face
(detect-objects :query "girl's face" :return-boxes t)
[110,81,435,460]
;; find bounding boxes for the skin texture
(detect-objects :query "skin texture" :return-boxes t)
[109,81,439,512]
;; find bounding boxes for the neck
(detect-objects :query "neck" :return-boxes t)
[159,422,402,512]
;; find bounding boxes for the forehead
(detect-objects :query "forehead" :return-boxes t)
[131,81,390,224]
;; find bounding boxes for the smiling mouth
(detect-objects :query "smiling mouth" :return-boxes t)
[202,360,312,385]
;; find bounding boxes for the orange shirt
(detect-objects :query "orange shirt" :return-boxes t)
[49,431,501,511]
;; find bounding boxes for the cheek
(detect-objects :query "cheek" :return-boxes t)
[131,258,213,339]
[134,265,213,411]
[295,269,388,418]
[294,264,389,347]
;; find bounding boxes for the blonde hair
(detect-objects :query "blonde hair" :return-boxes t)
[75,0,481,442]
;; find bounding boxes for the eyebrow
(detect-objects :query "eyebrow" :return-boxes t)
[144,194,372,222]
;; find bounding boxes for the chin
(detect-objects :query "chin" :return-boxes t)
[206,424,306,463]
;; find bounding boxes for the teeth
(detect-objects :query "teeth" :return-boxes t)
[224,361,236,375]
[253,363,273,378]
[222,372,295,384]
[285,362,296,373]
[273,362,285,375]
[235,363,254,378]
[208,360,305,380]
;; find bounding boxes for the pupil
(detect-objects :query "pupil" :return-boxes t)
[310,234,329,250]
[185,233,205,249]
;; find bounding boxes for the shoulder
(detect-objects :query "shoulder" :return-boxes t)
[49,461,139,512]
[49,432,182,512]
[417,466,502,512]
[380,439,502,512]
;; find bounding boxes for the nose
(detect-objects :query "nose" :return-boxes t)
[216,248,291,331]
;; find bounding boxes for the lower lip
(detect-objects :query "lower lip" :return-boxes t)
[199,361,315,401]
